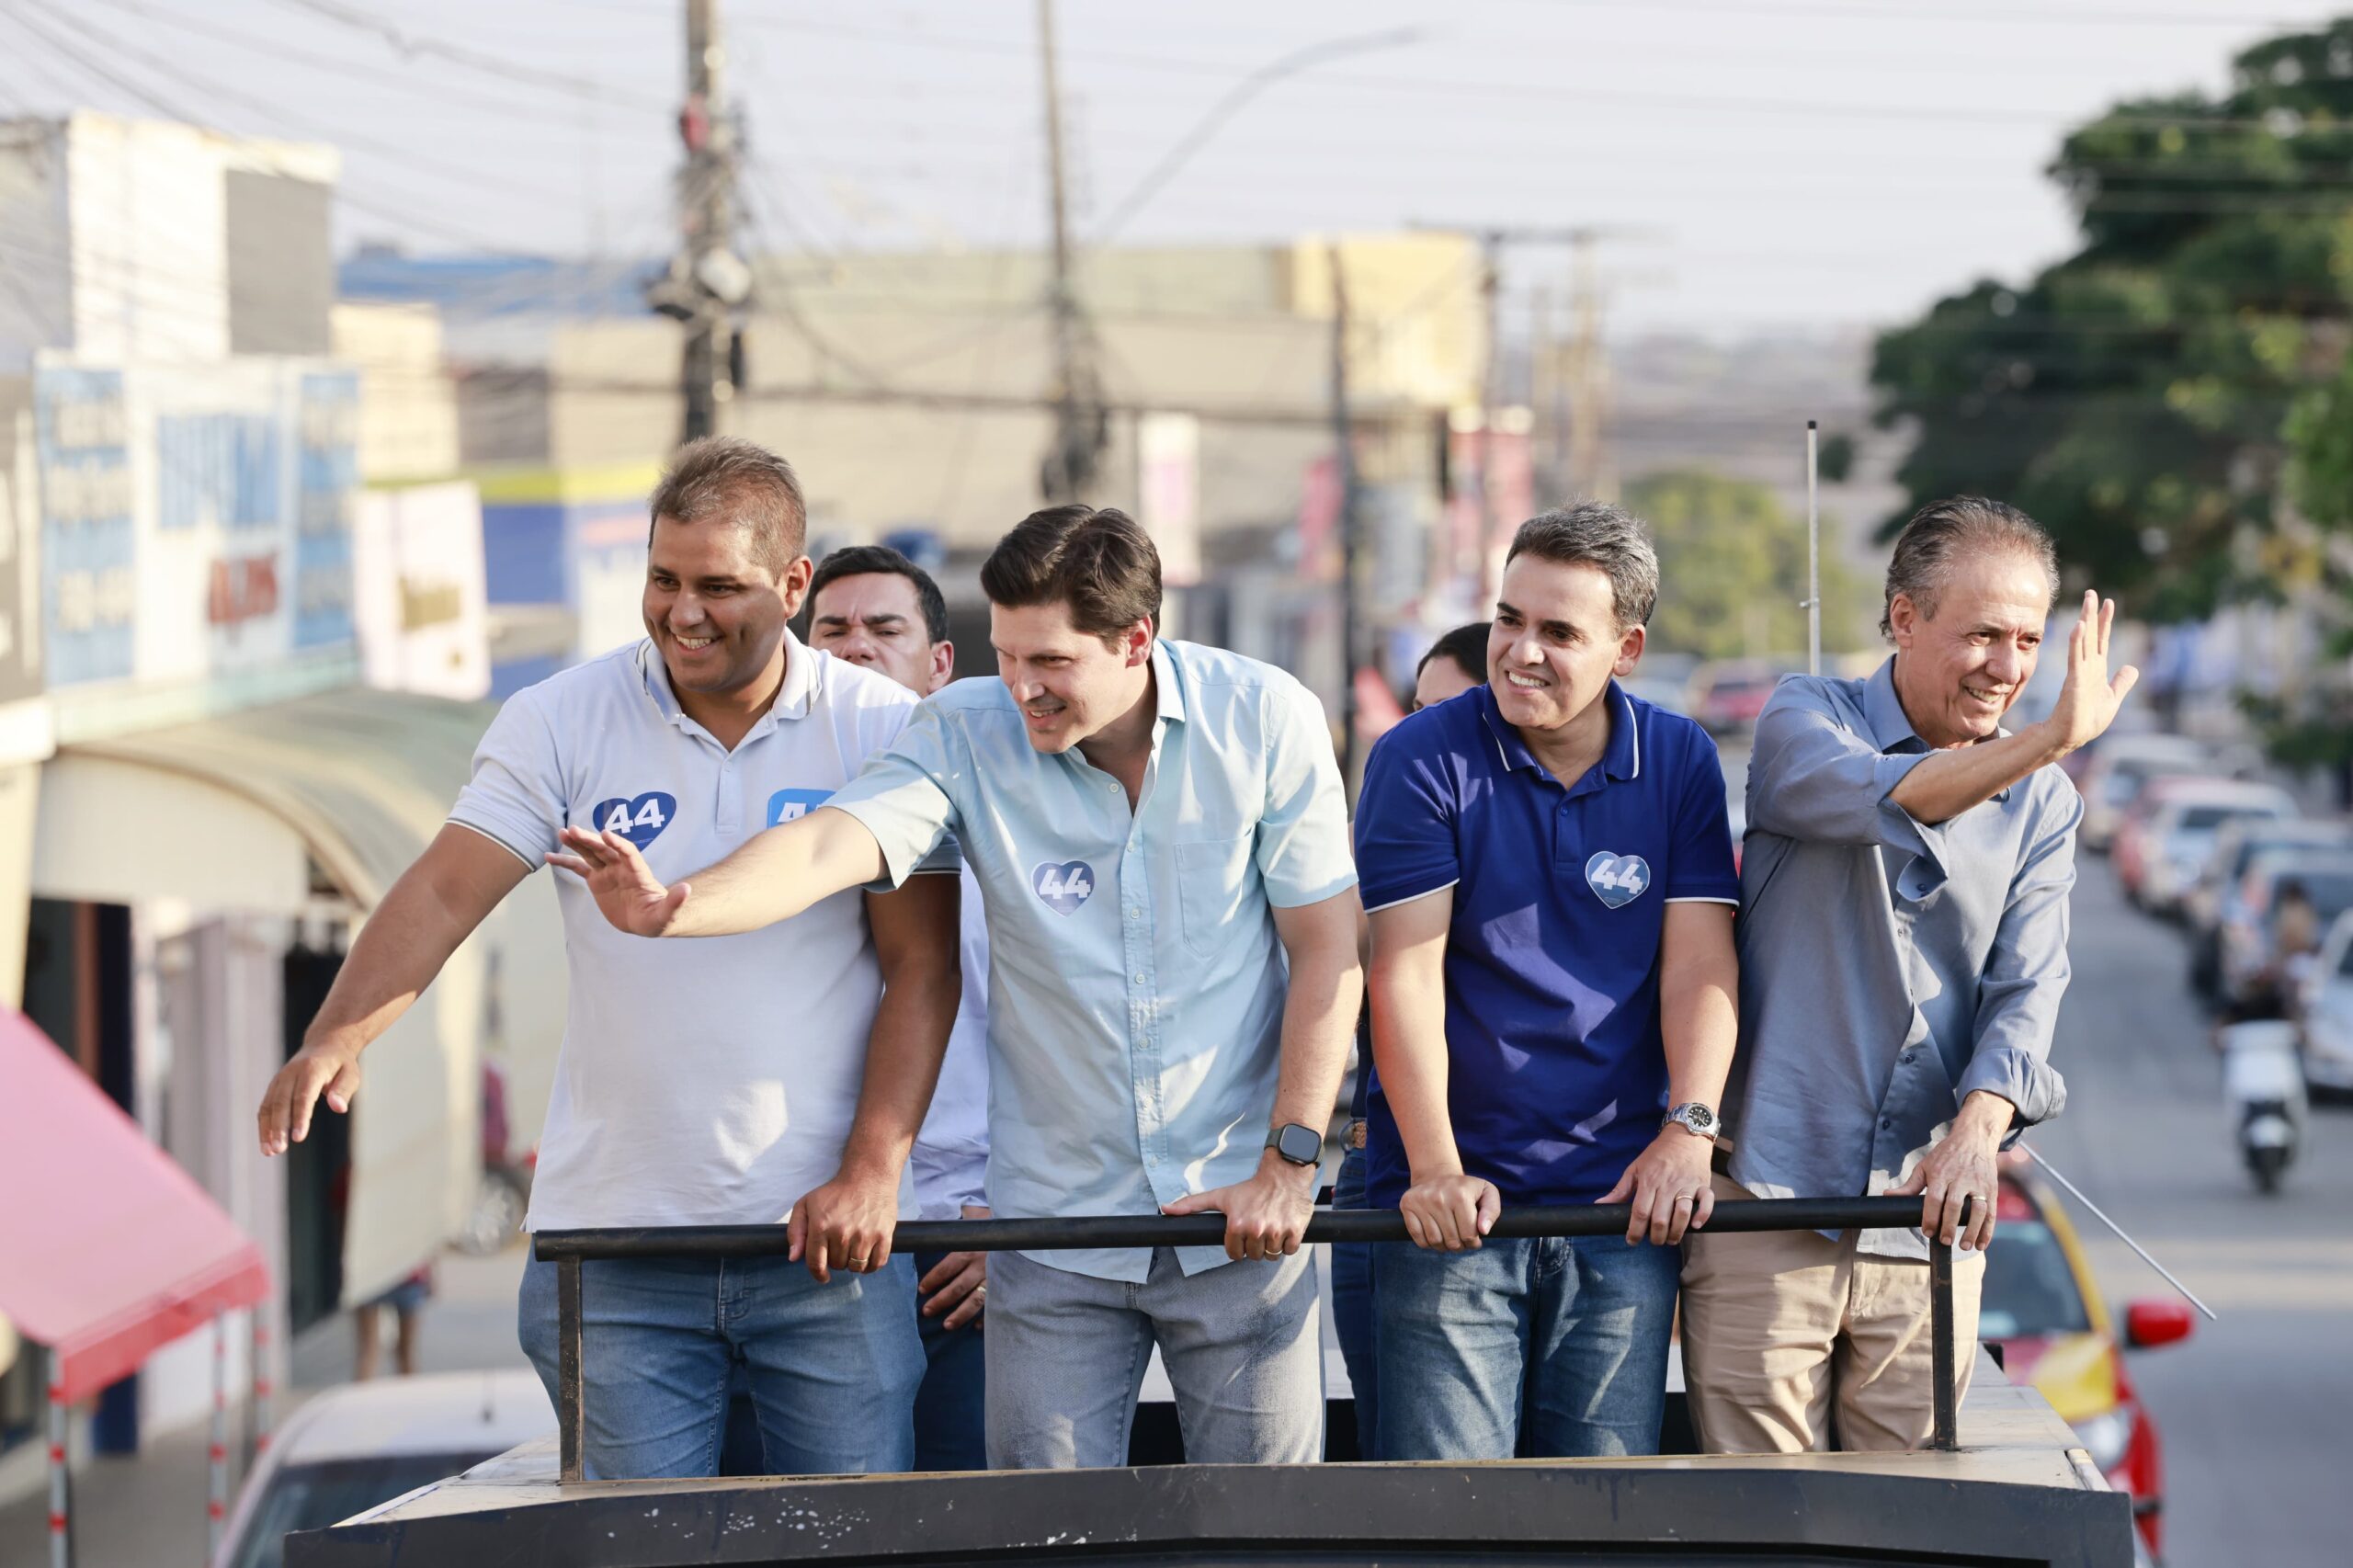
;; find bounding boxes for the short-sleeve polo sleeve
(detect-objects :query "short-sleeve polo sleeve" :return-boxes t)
[1252,680,1358,908]
[828,699,964,889]
[448,687,566,869]
[1352,719,1461,914]
[1663,732,1741,903]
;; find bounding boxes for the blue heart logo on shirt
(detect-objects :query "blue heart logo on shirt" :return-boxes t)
[1585,851,1651,908]
[1032,859,1096,915]
[591,791,677,849]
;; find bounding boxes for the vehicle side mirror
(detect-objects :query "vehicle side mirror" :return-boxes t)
[2124,1299,2193,1350]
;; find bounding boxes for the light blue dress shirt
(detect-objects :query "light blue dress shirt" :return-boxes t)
[1727,661,2080,1260]
[827,640,1358,1282]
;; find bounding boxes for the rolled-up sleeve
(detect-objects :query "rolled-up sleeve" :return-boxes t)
[828,702,963,891]
[1957,786,2081,1130]
[1253,680,1358,908]
[447,687,565,869]
[1747,682,1952,893]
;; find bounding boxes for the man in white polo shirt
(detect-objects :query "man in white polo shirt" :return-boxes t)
[256,437,962,1480]
[805,542,993,1472]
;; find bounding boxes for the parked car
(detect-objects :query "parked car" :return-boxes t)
[1685,659,1783,734]
[2186,818,2353,995]
[2113,778,2299,915]
[2072,733,2223,853]
[1982,1169,2192,1562]
[2218,849,2353,1008]
[216,1369,553,1568]
[2297,909,2353,1099]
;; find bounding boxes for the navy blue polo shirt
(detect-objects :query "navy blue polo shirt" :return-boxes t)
[1353,680,1740,1207]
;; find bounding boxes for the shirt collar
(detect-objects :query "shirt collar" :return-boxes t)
[1149,639,1188,727]
[1864,654,2012,799]
[637,627,815,737]
[1862,657,1925,754]
[1477,680,1639,787]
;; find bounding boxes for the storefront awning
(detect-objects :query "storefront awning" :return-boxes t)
[28,687,568,1304]
[0,1007,268,1402]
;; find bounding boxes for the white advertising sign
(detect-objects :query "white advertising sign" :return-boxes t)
[351,483,490,700]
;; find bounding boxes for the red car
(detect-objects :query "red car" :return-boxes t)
[1981,1170,2193,1560]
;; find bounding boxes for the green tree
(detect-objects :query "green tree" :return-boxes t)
[1628,469,1870,661]
[1871,19,2353,624]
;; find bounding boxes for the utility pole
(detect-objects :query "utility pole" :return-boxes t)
[1329,242,1363,781]
[1563,230,1611,502]
[1037,0,1106,502]
[649,0,752,446]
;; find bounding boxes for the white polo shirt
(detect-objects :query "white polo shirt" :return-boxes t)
[910,877,990,1221]
[448,631,949,1232]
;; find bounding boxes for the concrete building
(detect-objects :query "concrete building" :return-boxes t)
[0,112,551,1475]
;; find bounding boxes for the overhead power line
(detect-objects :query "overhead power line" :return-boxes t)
[260,0,669,113]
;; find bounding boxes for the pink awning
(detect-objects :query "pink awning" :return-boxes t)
[0,1007,268,1402]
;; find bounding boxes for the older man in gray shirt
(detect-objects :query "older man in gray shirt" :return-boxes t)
[1682,496,2138,1453]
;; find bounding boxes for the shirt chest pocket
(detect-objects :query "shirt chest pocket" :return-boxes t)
[1174,831,1259,957]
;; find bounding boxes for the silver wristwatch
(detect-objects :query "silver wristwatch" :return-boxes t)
[1663,1103,1720,1142]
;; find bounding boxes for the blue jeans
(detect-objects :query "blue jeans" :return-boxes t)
[518,1253,922,1479]
[1372,1234,1678,1460]
[912,1250,988,1471]
[1327,1143,1378,1456]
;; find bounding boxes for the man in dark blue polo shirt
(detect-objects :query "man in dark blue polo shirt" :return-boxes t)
[1354,503,1741,1460]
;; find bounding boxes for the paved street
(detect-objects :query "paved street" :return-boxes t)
[2030,855,2353,1567]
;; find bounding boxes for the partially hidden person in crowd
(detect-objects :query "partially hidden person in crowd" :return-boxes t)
[551,505,1364,1471]
[1683,495,2138,1453]
[1353,505,1742,1460]
[805,544,993,1472]
[1329,619,1487,1459]
[256,437,962,1480]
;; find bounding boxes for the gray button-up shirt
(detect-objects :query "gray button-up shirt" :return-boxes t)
[1724,660,2079,1259]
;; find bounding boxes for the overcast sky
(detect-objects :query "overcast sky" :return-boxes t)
[1,0,2342,336]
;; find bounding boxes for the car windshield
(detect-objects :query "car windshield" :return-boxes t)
[229,1454,488,1568]
[1977,1218,2091,1340]
[2177,803,2265,832]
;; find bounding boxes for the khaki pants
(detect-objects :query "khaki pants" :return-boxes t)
[1680,1174,1984,1453]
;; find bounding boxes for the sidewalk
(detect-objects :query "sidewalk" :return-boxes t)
[0,1244,529,1568]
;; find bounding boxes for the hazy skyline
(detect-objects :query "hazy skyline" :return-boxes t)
[0,0,2341,337]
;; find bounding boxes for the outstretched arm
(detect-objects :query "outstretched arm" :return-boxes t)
[549,804,887,937]
[259,824,527,1153]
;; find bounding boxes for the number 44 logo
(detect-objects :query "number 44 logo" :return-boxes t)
[1032,859,1097,916]
[590,790,677,849]
[1584,851,1651,909]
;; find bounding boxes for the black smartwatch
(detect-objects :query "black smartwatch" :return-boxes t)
[1266,1122,1323,1167]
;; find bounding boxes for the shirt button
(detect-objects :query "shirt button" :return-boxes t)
[1880,1117,1893,1131]
[1133,972,1147,984]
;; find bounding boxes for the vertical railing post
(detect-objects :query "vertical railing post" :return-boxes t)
[557,1256,585,1483]
[209,1313,230,1560]
[46,1356,70,1568]
[1928,1220,1960,1452]
[248,1308,274,1468]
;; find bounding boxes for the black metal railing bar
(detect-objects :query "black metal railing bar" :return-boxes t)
[534,1197,1968,1483]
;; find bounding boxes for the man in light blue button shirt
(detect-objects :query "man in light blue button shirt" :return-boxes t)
[557,505,1364,1470]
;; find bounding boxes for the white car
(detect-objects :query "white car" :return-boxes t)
[2074,733,2228,852]
[2299,910,2353,1097]
[215,1369,552,1568]
[2131,780,2299,914]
